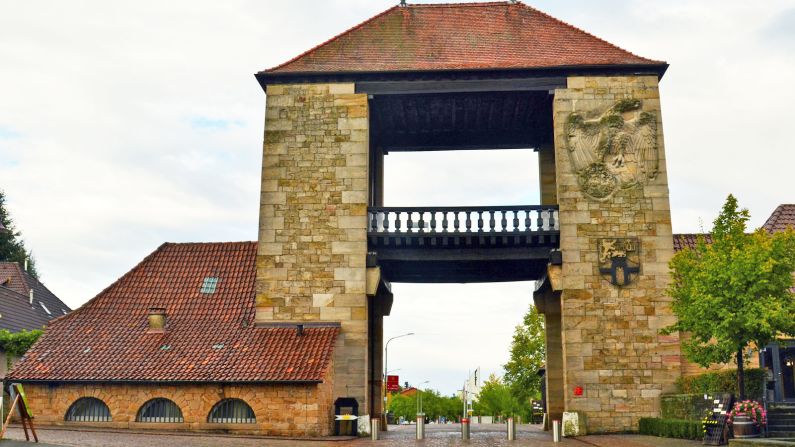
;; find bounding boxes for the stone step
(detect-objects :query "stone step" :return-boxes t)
[769,416,795,421]
[767,431,795,438]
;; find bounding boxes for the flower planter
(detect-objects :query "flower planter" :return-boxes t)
[732,415,761,438]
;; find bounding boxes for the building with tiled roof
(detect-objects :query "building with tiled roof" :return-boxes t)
[256,1,667,87]
[0,262,71,332]
[763,204,795,233]
[9,0,679,437]
[7,243,340,436]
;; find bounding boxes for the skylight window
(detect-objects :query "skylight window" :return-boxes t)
[40,301,51,315]
[200,277,219,294]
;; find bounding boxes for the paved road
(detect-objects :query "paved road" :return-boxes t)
[2,424,701,447]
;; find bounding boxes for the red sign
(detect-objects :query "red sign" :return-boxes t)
[573,386,584,396]
[386,375,400,392]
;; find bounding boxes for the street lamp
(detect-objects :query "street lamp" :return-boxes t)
[383,332,414,427]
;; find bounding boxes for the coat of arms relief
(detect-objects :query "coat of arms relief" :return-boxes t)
[565,99,659,201]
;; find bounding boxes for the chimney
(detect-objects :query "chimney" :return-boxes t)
[147,307,167,331]
[29,289,33,305]
[24,258,28,272]
[296,324,304,337]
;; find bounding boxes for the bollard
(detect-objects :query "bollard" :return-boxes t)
[552,419,561,443]
[461,417,471,440]
[416,413,425,440]
[371,418,379,441]
[507,417,516,440]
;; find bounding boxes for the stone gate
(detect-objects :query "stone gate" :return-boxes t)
[254,1,681,434]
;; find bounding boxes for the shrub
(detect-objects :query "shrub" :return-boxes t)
[639,417,702,440]
[660,394,712,420]
[676,369,765,400]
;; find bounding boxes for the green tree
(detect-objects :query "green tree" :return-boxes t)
[474,374,520,419]
[388,389,463,421]
[503,304,545,412]
[0,190,38,278]
[663,194,795,399]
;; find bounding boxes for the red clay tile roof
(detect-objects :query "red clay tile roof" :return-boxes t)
[7,242,338,383]
[763,204,795,233]
[0,262,71,332]
[262,2,664,75]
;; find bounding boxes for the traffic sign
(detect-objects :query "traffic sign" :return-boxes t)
[335,414,359,421]
[386,375,400,392]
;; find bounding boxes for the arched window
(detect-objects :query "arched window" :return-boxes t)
[65,397,111,422]
[208,398,256,424]
[136,398,184,423]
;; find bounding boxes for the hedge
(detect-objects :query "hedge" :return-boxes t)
[638,418,702,440]
[661,394,713,420]
[675,368,765,400]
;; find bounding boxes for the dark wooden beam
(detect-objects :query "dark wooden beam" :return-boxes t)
[356,77,566,95]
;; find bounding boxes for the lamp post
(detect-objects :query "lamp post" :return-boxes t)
[383,332,414,429]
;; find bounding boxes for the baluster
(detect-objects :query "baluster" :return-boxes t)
[441,211,449,233]
[418,211,426,233]
[512,210,520,232]
[384,211,390,232]
[395,211,402,233]
[369,211,377,232]
[501,209,508,232]
[465,211,472,232]
[550,209,557,230]
[477,211,484,232]
[453,211,460,232]
[537,209,544,231]
[429,211,437,233]
[489,211,496,233]
[407,211,414,233]
[524,209,531,232]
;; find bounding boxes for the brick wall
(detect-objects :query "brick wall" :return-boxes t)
[256,82,370,414]
[19,380,335,436]
[552,75,681,432]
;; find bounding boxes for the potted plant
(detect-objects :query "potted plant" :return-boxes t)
[728,400,766,438]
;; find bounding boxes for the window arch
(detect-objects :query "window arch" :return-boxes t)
[65,397,111,422]
[136,398,184,423]
[208,398,256,424]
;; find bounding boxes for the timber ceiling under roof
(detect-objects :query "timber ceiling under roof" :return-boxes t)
[371,90,553,151]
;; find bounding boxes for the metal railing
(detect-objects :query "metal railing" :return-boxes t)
[367,205,559,235]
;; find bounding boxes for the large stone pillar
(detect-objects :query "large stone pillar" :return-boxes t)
[256,83,371,416]
[535,282,564,424]
[552,76,681,432]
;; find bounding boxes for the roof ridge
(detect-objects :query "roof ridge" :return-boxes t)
[263,5,401,73]
[405,1,510,7]
[516,2,663,65]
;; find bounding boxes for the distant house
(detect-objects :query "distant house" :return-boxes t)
[0,262,71,376]
[673,204,795,403]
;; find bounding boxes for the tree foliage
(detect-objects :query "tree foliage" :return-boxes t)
[503,304,545,409]
[473,374,521,419]
[0,329,42,358]
[388,389,462,421]
[663,194,795,398]
[0,190,38,278]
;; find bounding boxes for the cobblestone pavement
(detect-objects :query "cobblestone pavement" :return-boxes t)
[3,424,702,447]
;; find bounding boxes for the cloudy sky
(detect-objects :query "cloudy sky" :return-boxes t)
[1,0,794,395]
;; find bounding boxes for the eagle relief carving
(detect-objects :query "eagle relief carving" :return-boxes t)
[565,99,659,201]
